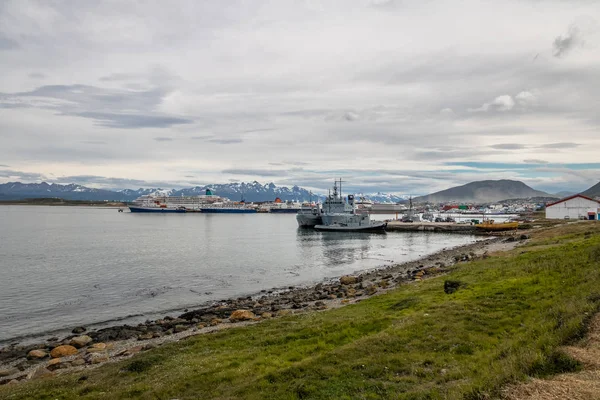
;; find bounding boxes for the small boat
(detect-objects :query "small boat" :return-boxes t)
[475,220,519,231]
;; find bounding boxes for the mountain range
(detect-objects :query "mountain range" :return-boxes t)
[1,179,598,204]
[0,181,407,203]
[412,180,556,203]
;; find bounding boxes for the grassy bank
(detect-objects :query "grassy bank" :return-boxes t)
[2,223,600,399]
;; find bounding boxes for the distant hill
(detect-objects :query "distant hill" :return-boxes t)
[0,182,122,201]
[413,179,555,203]
[554,191,576,198]
[0,181,407,203]
[581,181,600,198]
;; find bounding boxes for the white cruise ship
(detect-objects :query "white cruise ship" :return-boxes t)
[129,189,230,213]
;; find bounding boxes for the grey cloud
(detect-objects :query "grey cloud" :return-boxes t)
[74,112,192,129]
[553,25,581,58]
[523,159,549,164]
[99,73,139,82]
[1,83,193,128]
[490,143,527,150]
[28,72,45,79]
[190,135,213,140]
[51,175,205,190]
[0,35,18,50]
[242,128,275,133]
[0,169,45,181]
[539,142,580,149]
[284,161,309,166]
[154,137,174,142]
[81,140,107,145]
[344,112,359,121]
[0,164,10,167]
[222,168,288,177]
[209,138,243,144]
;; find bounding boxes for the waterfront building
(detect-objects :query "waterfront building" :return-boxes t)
[545,194,600,220]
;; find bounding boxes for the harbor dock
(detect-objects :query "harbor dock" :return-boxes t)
[385,221,479,233]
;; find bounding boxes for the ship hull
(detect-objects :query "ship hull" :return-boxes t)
[200,208,257,214]
[314,222,387,232]
[270,208,300,214]
[129,206,186,213]
[296,214,322,227]
[475,222,519,231]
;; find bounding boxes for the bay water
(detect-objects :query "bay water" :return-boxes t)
[0,206,479,344]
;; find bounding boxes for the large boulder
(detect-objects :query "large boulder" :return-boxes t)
[71,326,87,334]
[86,353,109,365]
[86,343,107,353]
[50,345,78,358]
[229,310,256,322]
[70,335,92,349]
[28,367,54,379]
[0,368,18,377]
[27,349,48,360]
[340,275,358,285]
[46,358,63,371]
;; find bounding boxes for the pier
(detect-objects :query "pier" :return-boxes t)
[385,221,479,233]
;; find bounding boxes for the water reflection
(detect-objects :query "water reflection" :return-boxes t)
[296,228,385,267]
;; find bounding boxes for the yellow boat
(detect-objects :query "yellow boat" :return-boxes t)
[475,220,519,231]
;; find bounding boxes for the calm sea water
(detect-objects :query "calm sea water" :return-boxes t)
[0,206,480,344]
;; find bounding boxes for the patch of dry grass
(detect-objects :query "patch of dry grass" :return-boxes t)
[503,314,600,399]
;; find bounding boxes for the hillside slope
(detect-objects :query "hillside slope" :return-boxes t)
[581,181,600,198]
[414,179,554,203]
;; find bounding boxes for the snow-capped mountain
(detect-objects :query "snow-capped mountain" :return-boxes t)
[170,182,325,203]
[0,182,119,201]
[354,192,410,203]
[0,181,411,203]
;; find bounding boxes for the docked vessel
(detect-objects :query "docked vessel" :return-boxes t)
[129,188,228,213]
[401,197,421,222]
[296,202,323,227]
[129,195,187,213]
[200,204,257,214]
[314,180,386,232]
[269,198,302,214]
[129,205,186,213]
[129,188,257,213]
[475,220,519,231]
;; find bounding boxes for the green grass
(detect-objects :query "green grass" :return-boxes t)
[2,223,600,400]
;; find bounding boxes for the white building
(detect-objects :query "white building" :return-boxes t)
[546,195,600,220]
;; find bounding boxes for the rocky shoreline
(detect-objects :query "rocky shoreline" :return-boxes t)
[0,235,526,386]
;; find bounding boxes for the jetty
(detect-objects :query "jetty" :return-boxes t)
[386,221,479,233]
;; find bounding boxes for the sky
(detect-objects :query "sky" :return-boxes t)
[1,0,599,195]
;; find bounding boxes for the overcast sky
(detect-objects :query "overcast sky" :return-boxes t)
[1,0,599,195]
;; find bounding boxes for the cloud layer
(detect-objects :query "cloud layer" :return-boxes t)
[1,0,599,195]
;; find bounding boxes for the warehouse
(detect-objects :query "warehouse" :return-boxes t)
[545,195,600,220]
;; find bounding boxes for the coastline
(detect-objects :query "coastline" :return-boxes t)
[0,234,522,385]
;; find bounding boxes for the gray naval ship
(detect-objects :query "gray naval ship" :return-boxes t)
[296,202,323,227]
[305,179,386,232]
